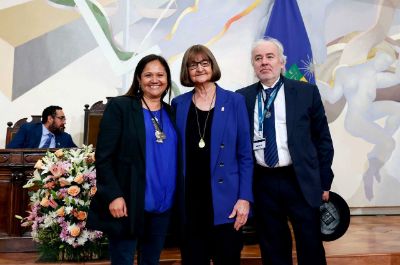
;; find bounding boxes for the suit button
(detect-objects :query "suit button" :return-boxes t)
[220,144,225,148]
[218,179,224,184]
[219,162,224,167]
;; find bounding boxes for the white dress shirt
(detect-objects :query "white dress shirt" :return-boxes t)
[253,79,292,167]
[39,125,56,148]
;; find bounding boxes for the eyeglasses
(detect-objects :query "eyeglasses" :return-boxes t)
[55,116,66,121]
[188,60,210,70]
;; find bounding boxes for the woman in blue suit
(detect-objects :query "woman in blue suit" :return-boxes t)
[172,45,253,265]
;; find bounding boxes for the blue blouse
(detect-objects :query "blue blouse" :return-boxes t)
[143,108,177,213]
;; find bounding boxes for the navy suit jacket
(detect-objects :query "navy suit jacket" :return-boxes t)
[237,77,334,208]
[172,84,253,225]
[7,122,76,149]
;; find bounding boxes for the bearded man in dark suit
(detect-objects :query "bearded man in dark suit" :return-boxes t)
[7,105,76,149]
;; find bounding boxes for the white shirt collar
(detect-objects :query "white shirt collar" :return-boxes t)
[261,77,280,90]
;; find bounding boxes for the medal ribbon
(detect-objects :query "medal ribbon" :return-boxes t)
[257,79,283,132]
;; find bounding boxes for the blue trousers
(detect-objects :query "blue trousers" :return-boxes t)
[108,211,171,265]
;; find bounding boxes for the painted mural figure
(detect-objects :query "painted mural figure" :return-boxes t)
[318,51,400,199]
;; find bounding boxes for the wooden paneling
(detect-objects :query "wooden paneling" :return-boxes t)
[5,115,41,147]
[83,100,109,148]
[0,149,47,251]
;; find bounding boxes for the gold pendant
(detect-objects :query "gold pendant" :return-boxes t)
[199,138,205,148]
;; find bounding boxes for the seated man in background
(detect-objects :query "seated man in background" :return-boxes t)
[7,105,77,149]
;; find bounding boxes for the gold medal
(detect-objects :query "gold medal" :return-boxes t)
[193,91,216,150]
[199,138,206,148]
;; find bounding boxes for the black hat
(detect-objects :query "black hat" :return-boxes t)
[320,191,350,241]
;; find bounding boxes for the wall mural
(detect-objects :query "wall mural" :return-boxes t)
[1,0,400,208]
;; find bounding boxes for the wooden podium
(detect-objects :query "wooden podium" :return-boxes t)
[0,149,47,252]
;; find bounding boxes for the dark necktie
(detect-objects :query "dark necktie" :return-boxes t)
[42,133,54,148]
[263,88,279,167]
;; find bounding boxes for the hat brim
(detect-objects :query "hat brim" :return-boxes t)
[320,191,350,241]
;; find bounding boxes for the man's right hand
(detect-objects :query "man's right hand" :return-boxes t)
[109,197,128,218]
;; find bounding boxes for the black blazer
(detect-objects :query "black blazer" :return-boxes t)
[237,77,334,208]
[86,96,175,238]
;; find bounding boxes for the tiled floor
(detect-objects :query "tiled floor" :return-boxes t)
[0,216,399,265]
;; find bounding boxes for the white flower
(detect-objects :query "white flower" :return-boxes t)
[20,146,103,258]
[42,214,56,228]
[77,230,89,245]
[66,237,75,245]
[65,175,75,183]
[77,236,88,246]
[65,206,74,214]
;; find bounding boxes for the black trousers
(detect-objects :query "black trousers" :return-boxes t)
[181,223,243,265]
[253,165,326,265]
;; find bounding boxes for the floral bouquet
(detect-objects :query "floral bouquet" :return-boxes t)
[16,145,107,261]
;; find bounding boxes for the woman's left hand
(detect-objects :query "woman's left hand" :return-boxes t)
[229,199,250,231]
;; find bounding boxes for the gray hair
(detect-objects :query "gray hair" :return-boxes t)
[251,37,287,74]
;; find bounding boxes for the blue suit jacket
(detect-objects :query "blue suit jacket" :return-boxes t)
[172,84,253,225]
[7,122,76,149]
[237,77,334,208]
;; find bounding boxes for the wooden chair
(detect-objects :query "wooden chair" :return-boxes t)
[83,99,110,147]
[5,115,41,147]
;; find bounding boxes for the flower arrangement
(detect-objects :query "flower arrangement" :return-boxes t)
[17,145,107,261]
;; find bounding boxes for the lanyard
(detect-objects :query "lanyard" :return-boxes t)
[257,79,283,132]
[142,97,163,131]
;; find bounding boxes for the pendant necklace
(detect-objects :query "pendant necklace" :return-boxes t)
[193,90,216,148]
[142,97,166,143]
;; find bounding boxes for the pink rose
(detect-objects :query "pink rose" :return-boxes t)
[40,197,49,207]
[90,186,97,197]
[85,153,95,163]
[50,163,65,178]
[58,177,70,187]
[74,211,87,221]
[43,181,56,190]
[67,186,80,197]
[54,149,64,158]
[73,173,84,184]
[56,206,65,217]
[69,225,81,237]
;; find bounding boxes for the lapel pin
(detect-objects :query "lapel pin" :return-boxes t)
[221,107,224,111]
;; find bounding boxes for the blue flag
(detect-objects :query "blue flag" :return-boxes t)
[264,0,314,83]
